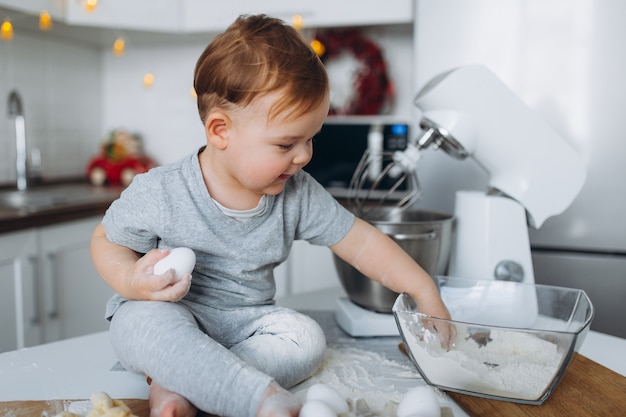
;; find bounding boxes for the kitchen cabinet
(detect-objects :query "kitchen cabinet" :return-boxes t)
[0,229,39,353]
[37,216,114,343]
[273,261,289,299]
[287,241,341,295]
[0,216,114,353]
[272,242,329,299]
[1,0,413,34]
[0,0,62,19]
[63,0,180,33]
[182,0,413,33]
[532,251,626,339]
[0,0,178,32]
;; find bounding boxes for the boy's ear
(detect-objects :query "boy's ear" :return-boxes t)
[204,112,230,150]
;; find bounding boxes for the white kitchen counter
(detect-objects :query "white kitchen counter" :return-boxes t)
[0,331,148,402]
[0,287,624,416]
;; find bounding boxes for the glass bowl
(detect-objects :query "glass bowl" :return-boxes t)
[392,276,594,404]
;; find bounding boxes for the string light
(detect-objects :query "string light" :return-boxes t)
[39,11,53,31]
[310,39,325,56]
[1,19,14,41]
[84,0,98,12]
[292,14,304,30]
[112,37,125,56]
[143,73,155,88]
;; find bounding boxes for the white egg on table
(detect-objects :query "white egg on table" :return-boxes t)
[397,385,441,417]
[299,400,337,417]
[153,247,196,278]
[305,383,348,414]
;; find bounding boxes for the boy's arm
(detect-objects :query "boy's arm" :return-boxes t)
[90,222,191,302]
[330,217,451,321]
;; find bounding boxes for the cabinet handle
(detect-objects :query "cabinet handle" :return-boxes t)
[47,253,60,320]
[28,255,41,326]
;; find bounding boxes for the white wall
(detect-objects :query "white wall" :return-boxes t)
[101,39,208,166]
[0,29,102,184]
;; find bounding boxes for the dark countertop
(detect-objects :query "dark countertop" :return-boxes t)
[0,180,123,235]
[0,184,351,235]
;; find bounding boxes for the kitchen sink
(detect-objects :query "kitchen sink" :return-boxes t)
[0,184,120,213]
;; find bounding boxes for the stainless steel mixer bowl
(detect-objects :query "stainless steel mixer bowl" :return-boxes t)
[334,207,455,313]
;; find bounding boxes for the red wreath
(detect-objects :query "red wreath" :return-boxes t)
[315,29,394,115]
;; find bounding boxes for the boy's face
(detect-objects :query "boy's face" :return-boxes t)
[221,90,330,198]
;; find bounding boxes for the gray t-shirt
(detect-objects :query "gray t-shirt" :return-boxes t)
[102,148,355,318]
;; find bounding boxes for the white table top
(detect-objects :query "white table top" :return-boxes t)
[0,286,624,416]
[0,331,147,402]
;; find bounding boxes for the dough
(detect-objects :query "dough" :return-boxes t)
[87,392,136,417]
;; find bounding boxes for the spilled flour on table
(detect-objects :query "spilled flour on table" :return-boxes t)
[291,346,426,416]
[56,348,428,417]
[52,393,138,417]
[63,400,93,416]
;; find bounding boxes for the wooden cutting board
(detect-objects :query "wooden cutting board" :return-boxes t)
[447,353,626,417]
[0,398,220,416]
[0,398,150,417]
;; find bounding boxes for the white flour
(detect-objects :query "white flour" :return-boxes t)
[399,317,564,401]
[64,400,93,416]
[55,347,440,417]
[291,346,432,416]
[58,347,425,417]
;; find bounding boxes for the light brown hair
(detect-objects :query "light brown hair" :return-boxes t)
[194,14,329,124]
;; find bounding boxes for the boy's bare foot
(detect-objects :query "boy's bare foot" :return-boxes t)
[149,381,197,417]
[256,382,301,417]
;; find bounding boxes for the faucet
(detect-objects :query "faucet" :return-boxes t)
[7,90,28,191]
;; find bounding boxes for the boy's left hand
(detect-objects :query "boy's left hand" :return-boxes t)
[416,296,457,350]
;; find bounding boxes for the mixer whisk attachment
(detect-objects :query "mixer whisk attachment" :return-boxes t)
[347,145,423,216]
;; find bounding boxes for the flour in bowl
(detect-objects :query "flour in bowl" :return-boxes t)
[400,317,565,400]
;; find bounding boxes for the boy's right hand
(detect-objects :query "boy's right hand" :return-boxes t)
[129,249,192,302]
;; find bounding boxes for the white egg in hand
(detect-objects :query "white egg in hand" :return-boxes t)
[299,400,337,417]
[397,385,441,417]
[305,383,348,414]
[153,247,196,278]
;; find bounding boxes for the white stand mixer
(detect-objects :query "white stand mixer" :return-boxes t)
[335,65,586,336]
[412,65,586,283]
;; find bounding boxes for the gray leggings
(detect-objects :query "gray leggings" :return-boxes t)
[109,300,326,417]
